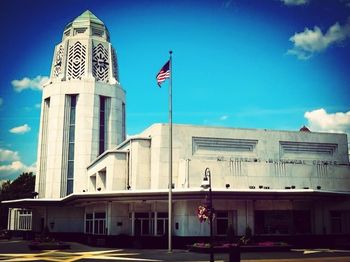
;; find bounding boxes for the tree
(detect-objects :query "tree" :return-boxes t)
[0,172,36,229]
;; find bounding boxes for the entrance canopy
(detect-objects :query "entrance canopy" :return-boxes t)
[2,188,350,208]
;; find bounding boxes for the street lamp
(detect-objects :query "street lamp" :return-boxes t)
[201,167,214,262]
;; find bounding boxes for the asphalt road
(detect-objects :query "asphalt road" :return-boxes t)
[1,239,350,262]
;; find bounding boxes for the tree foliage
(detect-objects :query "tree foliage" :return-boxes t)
[0,172,36,201]
[0,172,36,229]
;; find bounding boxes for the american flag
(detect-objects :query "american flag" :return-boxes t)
[156,60,170,87]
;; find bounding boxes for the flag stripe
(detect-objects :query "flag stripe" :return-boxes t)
[156,60,170,87]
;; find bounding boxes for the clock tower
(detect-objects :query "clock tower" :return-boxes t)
[36,10,126,198]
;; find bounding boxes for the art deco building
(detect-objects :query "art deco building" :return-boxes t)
[5,10,350,247]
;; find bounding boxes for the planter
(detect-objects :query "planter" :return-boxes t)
[189,242,291,253]
[28,242,70,250]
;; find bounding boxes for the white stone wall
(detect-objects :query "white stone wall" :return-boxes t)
[133,124,350,191]
[36,78,125,198]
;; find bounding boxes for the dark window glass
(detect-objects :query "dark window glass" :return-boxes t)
[99,220,104,234]
[217,212,228,218]
[217,219,228,235]
[142,220,149,235]
[157,212,168,218]
[68,143,74,160]
[135,220,141,236]
[99,96,106,155]
[67,179,73,195]
[71,95,77,107]
[70,108,76,124]
[94,221,98,234]
[67,161,74,178]
[95,212,106,219]
[294,210,311,234]
[135,213,149,218]
[86,213,93,219]
[69,126,75,142]
[157,220,164,235]
[330,211,342,233]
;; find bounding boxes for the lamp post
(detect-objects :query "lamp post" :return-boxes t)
[201,167,214,262]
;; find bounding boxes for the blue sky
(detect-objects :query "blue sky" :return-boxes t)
[0,0,350,180]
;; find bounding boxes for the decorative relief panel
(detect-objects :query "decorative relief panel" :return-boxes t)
[92,43,109,82]
[53,45,64,78]
[280,141,337,156]
[67,41,86,79]
[192,137,258,156]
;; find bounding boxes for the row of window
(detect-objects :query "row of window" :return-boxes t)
[84,210,350,236]
[84,211,235,236]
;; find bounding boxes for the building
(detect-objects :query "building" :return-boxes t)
[5,10,350,247]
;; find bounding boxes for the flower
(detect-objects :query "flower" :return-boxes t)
[197,205,209,222]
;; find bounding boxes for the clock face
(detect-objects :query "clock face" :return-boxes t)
[54,45,64,77]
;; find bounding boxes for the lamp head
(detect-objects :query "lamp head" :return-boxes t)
[201,176,210,189]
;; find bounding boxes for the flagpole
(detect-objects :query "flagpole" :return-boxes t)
[168,50,173,253]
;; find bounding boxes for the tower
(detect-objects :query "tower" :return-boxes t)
[35,10,126,198]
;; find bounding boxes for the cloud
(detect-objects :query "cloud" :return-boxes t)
[0,97,3,107]
[9,124,31,134]
[287,17,350,59]
[281,0,309,6]
[304,108,350,134]
[0,147,36,179]
[219,115,229,121]
[0,148,19,162]
[35,103,41,109]
[11,75,49,92]
[0,161,36,179]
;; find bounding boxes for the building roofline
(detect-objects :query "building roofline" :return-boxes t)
[142,123,348,137]
[3,189,350,207]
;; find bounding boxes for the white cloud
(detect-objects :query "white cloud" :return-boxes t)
[304,108,350,134]
[11,75,49,92]
[219,115,229,121]
[0,161,36,179]
[287,17,350,59]
[281,0,309,6]
[35,103,41,109]
[9,124,31,134]
[0,148,19,162]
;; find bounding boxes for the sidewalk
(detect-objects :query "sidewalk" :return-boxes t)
[0,239,350,262]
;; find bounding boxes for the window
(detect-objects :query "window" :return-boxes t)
[122,102,126,141]
[16,209,32,231]
[85,212,106,235]
[92,28,104,37]
[99,96,106,155]
[155,212,168,235]
[74,27,87,35]
[85,213,93,234]
[216,212,229,235]
[294,210,311,234]
[330,211,342,234]
[134,213,152,236]
[67,95,77,195]
[94,212,106,235]
[255,210,312,235]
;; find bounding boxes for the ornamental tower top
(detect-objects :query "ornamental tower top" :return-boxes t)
[37,10,125,198]
[50,10,119,84]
